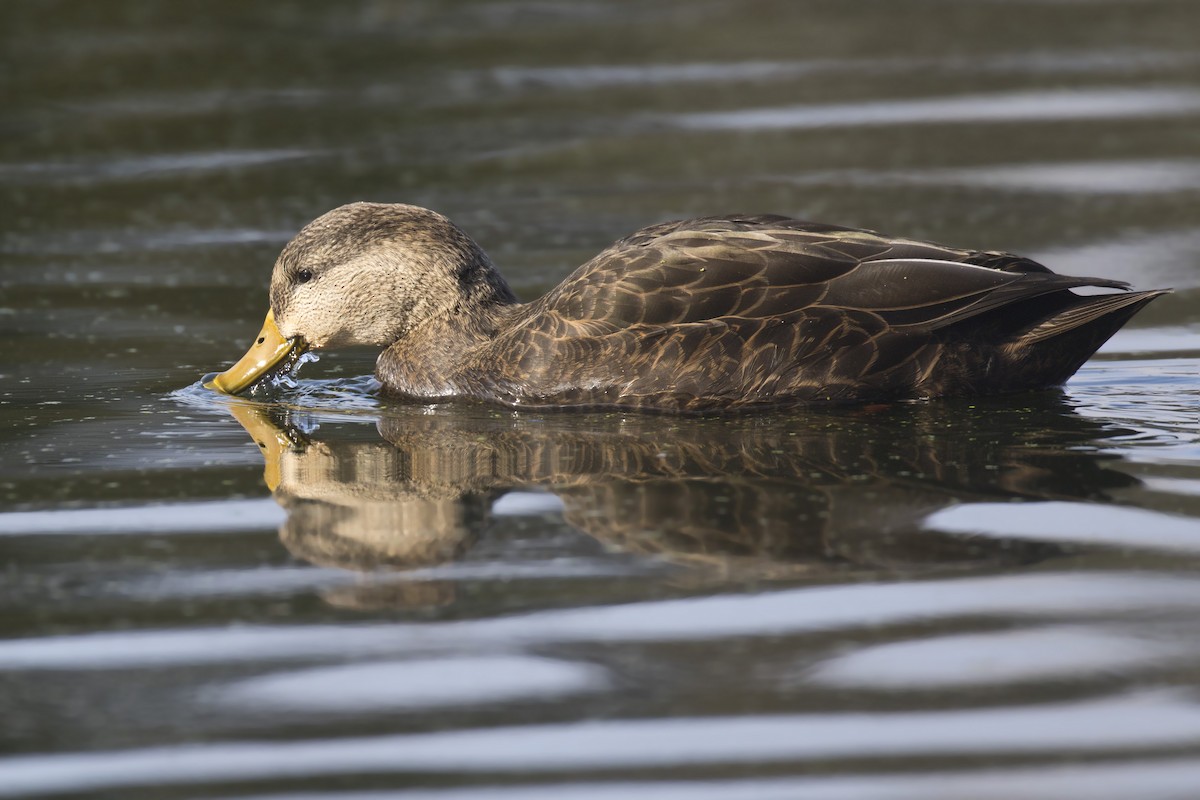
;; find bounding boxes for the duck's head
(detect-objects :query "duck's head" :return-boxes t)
[207,202,513,394]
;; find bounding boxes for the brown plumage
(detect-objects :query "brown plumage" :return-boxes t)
[215,203,1167,412]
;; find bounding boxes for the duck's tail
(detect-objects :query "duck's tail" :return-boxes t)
[1001,288,1170,387]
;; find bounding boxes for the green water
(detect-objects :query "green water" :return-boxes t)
[2,2,1200,798]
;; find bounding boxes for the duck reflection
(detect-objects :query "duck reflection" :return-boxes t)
[228,397,1136,603]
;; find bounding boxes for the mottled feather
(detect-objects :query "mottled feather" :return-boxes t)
[462,216,1162,411]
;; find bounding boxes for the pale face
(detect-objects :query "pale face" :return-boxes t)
[271,251,418,349]
[267,202,486,350]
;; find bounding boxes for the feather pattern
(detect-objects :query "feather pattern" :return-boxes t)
[441,215,1165,411]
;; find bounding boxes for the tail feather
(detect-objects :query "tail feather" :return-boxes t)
[1014,289,1170,346]
[1017,291,1166,347]
[1001,288,1170,388]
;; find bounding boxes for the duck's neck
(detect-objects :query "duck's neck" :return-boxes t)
[375,264,521,399]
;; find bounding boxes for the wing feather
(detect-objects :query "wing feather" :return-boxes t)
[481,215,1137,409]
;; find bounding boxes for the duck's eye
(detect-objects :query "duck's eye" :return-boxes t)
[295,268,314,284]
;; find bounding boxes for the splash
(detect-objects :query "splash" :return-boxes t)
[177,350,383,416]
[271,350,321,390]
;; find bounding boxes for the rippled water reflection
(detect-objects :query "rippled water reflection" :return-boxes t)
[3,1,1200,798]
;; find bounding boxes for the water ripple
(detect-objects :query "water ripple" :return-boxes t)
[211,656,607,713]
[670,88,1200,131]
[4,572,1200,670]
[2,692,1199,796]
[807,625,1191,688]
[0,149,324,186]
[0,499,283,536]
[924,501,1200,553]
[484,50,1200,91]
[173,758,1200,800]
[777,159,1200,196]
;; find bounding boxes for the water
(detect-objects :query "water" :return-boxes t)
[2,1,1200,797]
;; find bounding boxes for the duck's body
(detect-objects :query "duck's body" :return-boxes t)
[209,204,1166,412]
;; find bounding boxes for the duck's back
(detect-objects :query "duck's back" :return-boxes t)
[471,216,1162,411]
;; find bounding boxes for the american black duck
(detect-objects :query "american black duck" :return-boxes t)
[208,202,1167,412]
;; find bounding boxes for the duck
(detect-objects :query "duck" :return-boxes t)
[207,202,1167,412]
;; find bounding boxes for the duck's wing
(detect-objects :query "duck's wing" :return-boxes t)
[524,216,1126,332]
[486,217,1131,408]
[614,214,1059,275]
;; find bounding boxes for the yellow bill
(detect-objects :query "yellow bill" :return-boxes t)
[205,310,306,395]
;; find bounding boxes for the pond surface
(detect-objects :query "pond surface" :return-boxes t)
[3,1,1200,798]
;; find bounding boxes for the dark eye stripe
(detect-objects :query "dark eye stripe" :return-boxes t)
[296,269,314,284]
